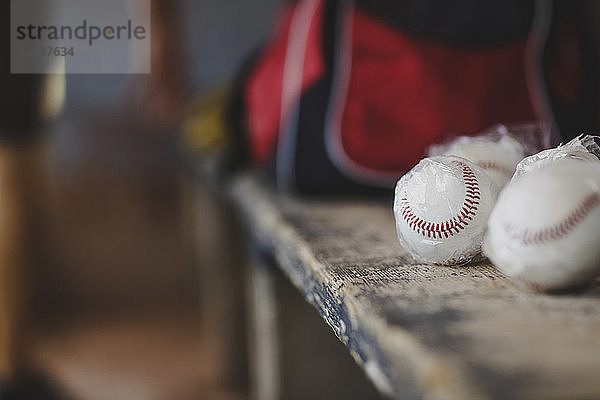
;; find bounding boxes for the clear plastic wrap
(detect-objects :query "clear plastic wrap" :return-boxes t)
[512,134,600,180]
[428,122,555,188]
[393,155,500,265]
[479,122,556,156]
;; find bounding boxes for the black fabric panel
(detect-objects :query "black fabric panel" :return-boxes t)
[355,0,534,47]
[224,46,265,176]
[0,1,44,142]
[544,0,600,141]
[260,0,362,194]
[292,81,387,195]
[293,79,352,194]
[291,0,388,195]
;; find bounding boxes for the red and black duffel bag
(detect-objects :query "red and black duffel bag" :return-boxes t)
[229,0,589,194]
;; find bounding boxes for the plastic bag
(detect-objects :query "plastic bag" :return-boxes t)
[513,134,600,180]
[429,122,555,188]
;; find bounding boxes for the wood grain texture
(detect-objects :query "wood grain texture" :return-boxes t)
[230,174,600,400]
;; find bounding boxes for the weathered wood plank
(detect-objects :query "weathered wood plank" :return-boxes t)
[231,174,600,400]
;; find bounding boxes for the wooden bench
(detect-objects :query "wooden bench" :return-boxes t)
[231,173,600,400]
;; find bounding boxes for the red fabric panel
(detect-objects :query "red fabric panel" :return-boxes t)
[245,1,325,164]
[340,11,536,172]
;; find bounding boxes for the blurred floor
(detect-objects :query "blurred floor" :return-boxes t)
[31,312,243,400]
[22,112,246,400]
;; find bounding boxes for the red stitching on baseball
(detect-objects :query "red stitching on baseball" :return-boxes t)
[503,192,600,245]
[399,161,480,239]
[477,161,514,177]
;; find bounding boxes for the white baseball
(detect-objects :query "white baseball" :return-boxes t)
[394,156,500,265]
[484,159,600,291]
[430,135,525,188]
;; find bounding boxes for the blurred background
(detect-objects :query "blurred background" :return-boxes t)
[3,0,280,399]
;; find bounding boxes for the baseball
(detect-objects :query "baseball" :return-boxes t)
[484,158,600,291]
[394,155,500,265]
[429,135,525,188]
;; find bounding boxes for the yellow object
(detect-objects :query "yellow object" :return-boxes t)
[183,86,230,156]
[40,58,66,120]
